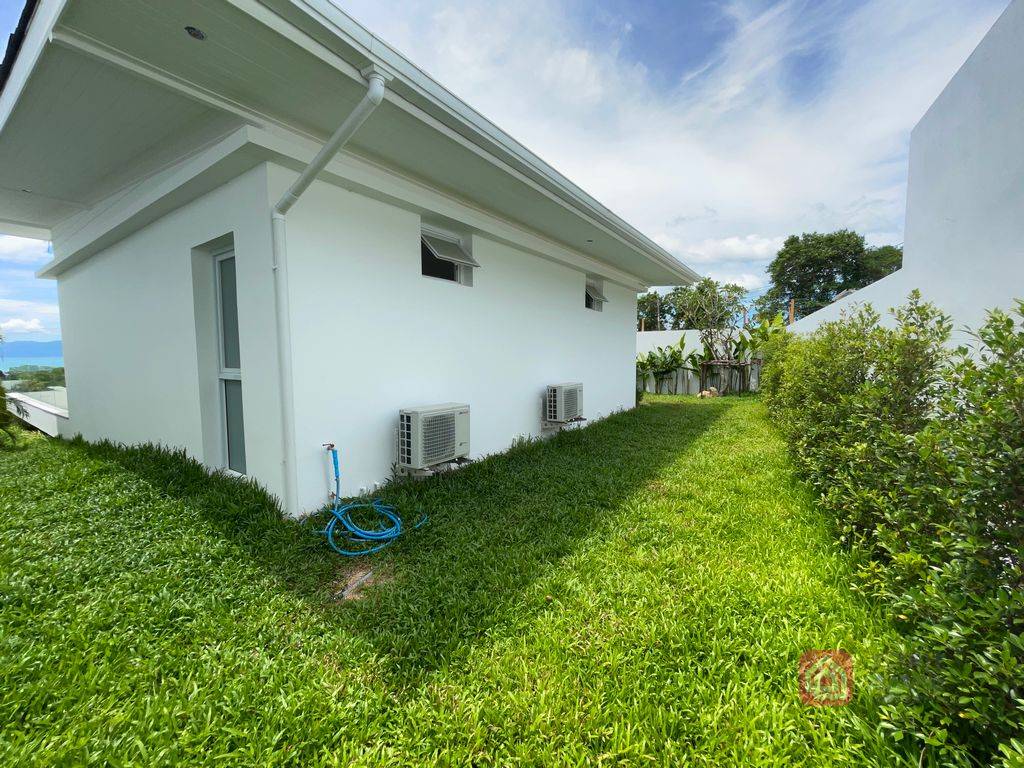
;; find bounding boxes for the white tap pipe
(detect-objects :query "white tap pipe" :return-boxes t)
[271,67,389,517]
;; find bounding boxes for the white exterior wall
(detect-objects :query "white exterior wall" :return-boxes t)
[792,0,1024,341]
[56,165,286,499]
[277,166,639,508]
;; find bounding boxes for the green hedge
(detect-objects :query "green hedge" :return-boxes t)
[762,292,1024,767]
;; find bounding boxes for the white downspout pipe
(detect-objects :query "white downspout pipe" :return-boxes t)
[272,66,389,517]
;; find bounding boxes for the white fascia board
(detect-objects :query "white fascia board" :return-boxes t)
[239,0,698,286]
[0,0,67,135]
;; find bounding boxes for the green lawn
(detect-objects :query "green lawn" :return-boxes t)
[0,397,907,766]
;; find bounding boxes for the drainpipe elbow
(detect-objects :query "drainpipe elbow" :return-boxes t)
[364,71,387,108]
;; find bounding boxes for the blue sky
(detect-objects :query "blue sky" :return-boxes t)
[0,0,1009,341]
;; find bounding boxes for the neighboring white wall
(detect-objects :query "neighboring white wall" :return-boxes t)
[636,330,703,356]
[278,166,640,508]
[7,392,67,437]
[12,387,67,410]
[788,270,915,334]
[56,165,286,499]
[792,0,1024,341]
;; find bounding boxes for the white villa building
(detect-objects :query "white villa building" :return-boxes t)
[0,0,698,515]
[791,0,1024,341]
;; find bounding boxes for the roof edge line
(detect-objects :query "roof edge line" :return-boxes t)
[0,0,40,96]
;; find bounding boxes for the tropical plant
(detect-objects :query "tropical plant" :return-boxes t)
[650,346,685,394]
[679,337,711,378]
[635,352,655,403]
[746,313,787,361]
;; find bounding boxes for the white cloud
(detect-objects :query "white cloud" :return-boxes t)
[0,299,60,339]
[705,272,768,291]
[0,299,59,317]
[0,235,50,265]
[332,0,1004,290]
[1,318,44,333]
[685,235,787,265]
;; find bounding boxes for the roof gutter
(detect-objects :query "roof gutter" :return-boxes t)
[254,0,699,285]
[271,65,389,517]
[0,0,39,97]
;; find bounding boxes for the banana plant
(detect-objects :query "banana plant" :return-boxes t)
[747,313,787,361]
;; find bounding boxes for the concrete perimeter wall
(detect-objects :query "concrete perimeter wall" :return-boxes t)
[792,1,1024,342]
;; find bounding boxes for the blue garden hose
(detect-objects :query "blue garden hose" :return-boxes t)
[319,444,425,556]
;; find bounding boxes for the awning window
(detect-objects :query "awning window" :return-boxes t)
[585,283,609,304]
[421,234,479,268]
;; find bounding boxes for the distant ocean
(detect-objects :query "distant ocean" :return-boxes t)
[0,356,64,371]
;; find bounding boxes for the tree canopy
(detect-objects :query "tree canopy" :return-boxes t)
[637,292,664,331]
[754,230,902,321]
[637,278,747,332]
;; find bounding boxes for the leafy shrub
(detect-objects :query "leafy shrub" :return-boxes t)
[0,333,20,446]
[8,365,65,392]
[762,293,1024,767]
[0,385,17,446]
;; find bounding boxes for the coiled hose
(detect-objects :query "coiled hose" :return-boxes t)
[319,444,425,556]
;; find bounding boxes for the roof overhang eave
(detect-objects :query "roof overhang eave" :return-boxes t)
[7,0,702,286]
[258,0,701,287]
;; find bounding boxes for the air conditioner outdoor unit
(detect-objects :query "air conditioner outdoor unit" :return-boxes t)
[398,403,470,471]
[545,383,583,423]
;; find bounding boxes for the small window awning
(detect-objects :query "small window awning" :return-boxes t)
[422,234,479,268]
[585,283,608,303]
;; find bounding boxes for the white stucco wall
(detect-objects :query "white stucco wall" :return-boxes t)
[53,157,650,515]
[56,164,286,499]
[791,0,1024,341]
[277,165,639,508]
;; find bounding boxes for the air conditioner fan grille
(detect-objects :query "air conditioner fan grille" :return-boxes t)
[422,412,457,465]
[564,387,579,419]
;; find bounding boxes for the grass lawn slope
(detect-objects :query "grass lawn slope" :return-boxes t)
[0,397,905,766]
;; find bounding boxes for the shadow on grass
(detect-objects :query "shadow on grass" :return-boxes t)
[67,399,728,684]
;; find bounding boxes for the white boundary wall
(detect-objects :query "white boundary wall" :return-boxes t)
[792,1,1024,342]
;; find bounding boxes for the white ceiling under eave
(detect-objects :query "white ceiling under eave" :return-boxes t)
[0,0,698,287]
[0,45,241,220]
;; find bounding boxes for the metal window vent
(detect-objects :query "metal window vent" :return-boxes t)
[397,403,470,470]
[545,383,583,423]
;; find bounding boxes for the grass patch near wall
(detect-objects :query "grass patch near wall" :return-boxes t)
[0,398,904,766]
